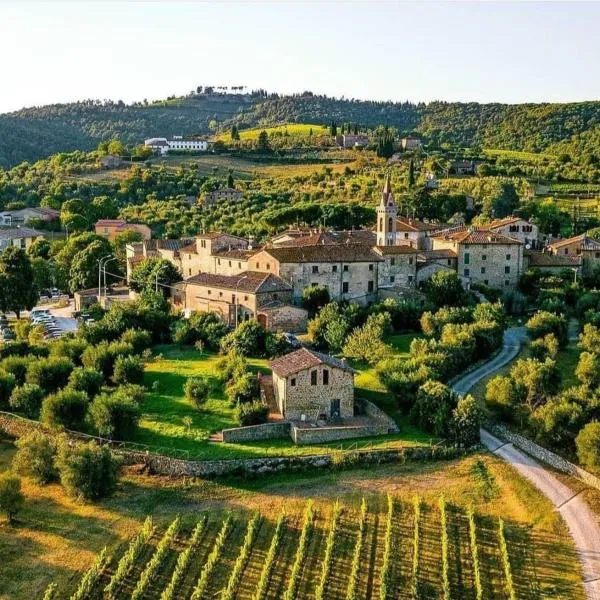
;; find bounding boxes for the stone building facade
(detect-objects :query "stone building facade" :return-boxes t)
[270,348,355,421]
[203,188,243,205]
[179,232,251,277]
[373,245,418,288]
[489,216,539,249]
[431,229,523,288]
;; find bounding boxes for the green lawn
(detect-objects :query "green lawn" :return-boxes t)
[133,342,432,460]
[217,122,329,142]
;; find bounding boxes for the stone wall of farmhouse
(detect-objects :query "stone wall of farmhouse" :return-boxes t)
[416,262,454,285]
[279,261,378,305]
[259,305,308,333]
[361,399,400,434]
[222,422,290,443]
[274,366,354,421]
[377,255,416,287]
[487,423,600,492]
[458,243,522,289]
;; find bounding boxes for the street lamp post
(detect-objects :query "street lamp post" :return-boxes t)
[97,255,112,298]
[102,257,118,297]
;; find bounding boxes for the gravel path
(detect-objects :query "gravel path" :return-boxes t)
[452,328,600,599]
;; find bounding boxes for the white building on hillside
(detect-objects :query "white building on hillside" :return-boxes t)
[144,136,208,155]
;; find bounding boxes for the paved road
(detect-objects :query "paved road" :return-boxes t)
[452,327,600,600]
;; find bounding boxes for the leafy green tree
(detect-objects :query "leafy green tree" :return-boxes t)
[55,438,121,500]
[69,240,117,293]
[510,358,561,412]
[425,271,466,308]
[0,371,17,410]
[485,375,521,416]
[529,396,586,448]
[407,159,415,188]
[31,257,55,293]
[184,375,211,408]
[411,380,457,437]
[67,367,104,398]
[226,371,259,405]
[257,130,270,153]
[0,247,39,318]
[89,391,140,439]
[0,472,24,524]
[130,258,182,296]
[530,333,560,360]
[576,351,600,388]
[576,422,600,469]
[231,125,240,141]
[107,139,126,156]
[578,324,600,353]
[28,238,51,260]
[525,311,568,346]
[40,389,89,430]
[216,349,248,384]
[113,230,143,264]
[120,329,152,354]
[26,357,74,394]
[9,384,44,418]
[236,400,268,426]
[0,356,29,386]
[451,395,481,447]
[112,355,144,386]
[343,313,392,365]
[13,432,58,484]
[90,196,118,221]
[220,319,268,357]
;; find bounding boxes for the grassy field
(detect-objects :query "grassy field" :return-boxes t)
[217,123,329,143]
[133,342,433,461]
[0,438,585,600]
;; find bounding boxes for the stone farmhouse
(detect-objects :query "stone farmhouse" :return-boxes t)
[400,136,422,151]
[548,233,600,273]
[95,220,152,243]
[0,207,59,227]
[0,227,45,252]
[144,136,208,155]
[489,216,539,249]
[270,348,355,421]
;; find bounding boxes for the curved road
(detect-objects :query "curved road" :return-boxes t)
[452,327,600,600]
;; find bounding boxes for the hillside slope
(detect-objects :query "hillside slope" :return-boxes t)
[2,91,600,167]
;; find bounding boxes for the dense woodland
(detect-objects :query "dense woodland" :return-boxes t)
[4,90,600,166]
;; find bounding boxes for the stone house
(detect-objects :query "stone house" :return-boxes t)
[0,227,45,252]
[95,220,152,242]
[431,228,524,289]
[176,271,307,331]
[335,134,369,148]
[548,233,600,270]
[270,348,355,421]
[125,238,194,282]
[523,250,581,274]
[99,155,124,169]
[401,137,422,151]
[489,216,539,249]
[179,232,251,277]
[250,245,384,305]
[203,188,243,205]
[452,160,476,175]
[0,207,59,227]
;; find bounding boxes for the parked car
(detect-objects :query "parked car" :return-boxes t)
[283,332,302,349]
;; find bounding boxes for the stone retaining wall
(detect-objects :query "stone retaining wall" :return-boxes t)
[290,423,389,445]
[0,411,462,479]
[487,422,600,492]
[360,399,400,434]
[222,422,290,443]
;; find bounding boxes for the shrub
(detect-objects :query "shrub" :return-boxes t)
[48,338,88,365]
[184,376,211,408]
[216,349,248,383]
[0,472,24,524]
[187,311,229,351]
[576,352,600,388]
[12,432,58,484]
[89,392,141,440]
[308,302,354,352]
[530,333,559,360]
[9,384,44,418]
[55,438,121,500]
[425,270,468,308]
[40,389,89,430]
[120,329,152,354]
[226,371,259,405]
[525,311,568,346]
[343,313,392,365]
[371,298,423,332]
[411,380,457,437]
[530,396,586,448]
[579,323,600,353]
[220,319,268,357]
[510,358,561,411]
[68,367,104,398]
[26,357,74,394]
[451,395,482,447]
[112,355,145,386]
[82,341,134,379]
[0,371,17,410]
[236,400,268,426]
[265,332,292,358]
[485,375,521,416]
[576,421,600,469]
[0,356,31,386]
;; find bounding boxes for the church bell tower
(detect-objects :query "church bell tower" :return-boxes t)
[376,174,397,246]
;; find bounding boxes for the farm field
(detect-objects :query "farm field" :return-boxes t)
[217,123,330,142]
[484,148,555,162]
[134,343,433,461]
[0,439,585,600]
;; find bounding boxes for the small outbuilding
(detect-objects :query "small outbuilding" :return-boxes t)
[269,348,355,421]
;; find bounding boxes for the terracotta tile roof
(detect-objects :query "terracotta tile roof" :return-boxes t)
[429,225,468,238]
[395,217,444,233]
[269,348,355,378]
[489,216,527,229]
[96,219,126,226]
[212,247,262,260]
[184,271,291,294]
[262,244,383,263]
[0,227,44,240]
[374,245,419,255]
[525,251,581,267]
[439,228,522,245]
[548,234,585,250]
[158,238,194,251]
[179,243,197,254]
[421,249,458,259]
[273,229,376,247]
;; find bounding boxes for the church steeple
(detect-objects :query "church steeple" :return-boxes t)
[376,174,397,246]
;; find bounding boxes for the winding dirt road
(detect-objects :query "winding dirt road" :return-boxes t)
[452,328,600,599]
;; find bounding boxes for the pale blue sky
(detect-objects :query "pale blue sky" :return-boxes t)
[1,1,600,113]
